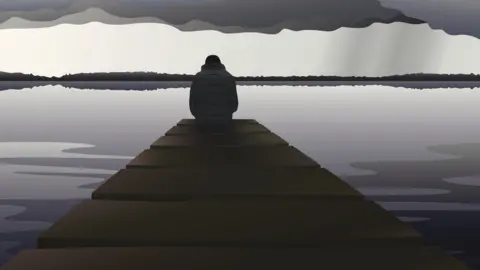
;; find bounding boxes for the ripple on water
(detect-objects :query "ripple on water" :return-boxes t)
[443,175,480,187]
[0,164,116,200]
[396,216,431,222]
[0,142,134,159]
[0,241,19,266]
[0,242,19,253]
[0,142,124,200]
[378,202,480,211]
[0,205,51,233]
[357,187,450,196]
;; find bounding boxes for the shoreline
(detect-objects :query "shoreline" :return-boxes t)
[1,80,480,91]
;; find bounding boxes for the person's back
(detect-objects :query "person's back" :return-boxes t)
[189,55,238,131]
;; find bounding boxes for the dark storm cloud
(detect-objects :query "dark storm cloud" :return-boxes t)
[380,0,480,38]
[0,0,425,34]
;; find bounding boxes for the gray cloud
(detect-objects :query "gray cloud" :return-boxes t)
[380,0,480,38]
[0,0,426,34]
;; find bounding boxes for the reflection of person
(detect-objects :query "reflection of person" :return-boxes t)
[189,55,238,132]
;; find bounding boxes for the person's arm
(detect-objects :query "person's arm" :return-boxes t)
[230,78,238,113]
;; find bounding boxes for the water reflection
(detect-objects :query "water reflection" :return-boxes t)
[0,205,50,233]
[357,187,450,196]
[1,81,480,92]
[0,163,115,200]
[444,175,480,187]
[396,216,431,222]
[378,202,480,211]
[0,241,19,266]
[0,142,134,159]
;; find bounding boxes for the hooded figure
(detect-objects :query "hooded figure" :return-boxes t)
[189,55,238,129]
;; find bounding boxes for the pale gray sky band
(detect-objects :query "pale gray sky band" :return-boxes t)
[0,0,426,34]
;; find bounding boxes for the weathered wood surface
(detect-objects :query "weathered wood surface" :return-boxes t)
[37,199,422,249]
[92,167,363,201]
[151,132,288,148]
[165,124,270,135]
[126,147,319,168]
[2,247,471,270]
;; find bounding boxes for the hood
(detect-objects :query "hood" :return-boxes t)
[198,63,231,76]
[201,62,226,71]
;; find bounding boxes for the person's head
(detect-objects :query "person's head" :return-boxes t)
[205,55,221,65]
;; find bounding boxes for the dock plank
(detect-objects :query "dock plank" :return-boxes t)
[151,133,288,148]
[126,146,319,168]
[92,167,363,201]
[37,199,422,249]
[2,247,470,270]
[177,119,258,126]
[165,124,270,135]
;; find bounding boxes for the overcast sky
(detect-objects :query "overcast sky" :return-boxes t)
[0,0,478,76]
[0,0,477,38]
[0,0,424,32]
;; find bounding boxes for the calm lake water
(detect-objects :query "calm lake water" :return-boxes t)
[0,84,479,268]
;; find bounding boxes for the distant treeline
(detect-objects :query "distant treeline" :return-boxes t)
[1,72,480,81]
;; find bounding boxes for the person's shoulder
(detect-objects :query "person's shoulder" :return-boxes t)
[193,71,208,81]
[220,69,234,78]
[226,72,236,81]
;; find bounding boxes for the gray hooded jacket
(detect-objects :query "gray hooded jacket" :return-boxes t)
[189,63,238,123]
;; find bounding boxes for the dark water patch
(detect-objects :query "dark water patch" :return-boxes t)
[390,210,480,269]
[344,143,480,203]
[344,142,480,269]
[13,172,110,189]
[0,231,41,265]
[379,202,480,211]
[0,205,51,234]
[0,199,84,223]
[15,171,112,181]
[0,199,85,267]
[0,158,128,171]
[0,241,19,267]
[357,187,450,196]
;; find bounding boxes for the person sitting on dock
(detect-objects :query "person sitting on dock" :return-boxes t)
[189,55,238,132]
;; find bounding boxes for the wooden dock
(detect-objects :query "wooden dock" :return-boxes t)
[1,119,471,269]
